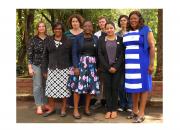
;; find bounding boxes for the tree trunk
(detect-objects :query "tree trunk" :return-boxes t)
[155,9,163,81]
[17,9,34,67]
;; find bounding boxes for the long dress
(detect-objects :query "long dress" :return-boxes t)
[123,26,152,93]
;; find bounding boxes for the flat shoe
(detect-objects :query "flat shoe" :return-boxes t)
[84,111,92,116]
[73,113,81,119]
[43,110,55,117]
[36,108,43,115]
[60,112,67,117]
[111,112,117,119]
[105,112,111,119]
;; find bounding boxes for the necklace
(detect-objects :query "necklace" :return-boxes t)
[54,39,62,48]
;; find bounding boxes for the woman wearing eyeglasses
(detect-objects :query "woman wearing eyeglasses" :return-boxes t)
[42,22,72,117]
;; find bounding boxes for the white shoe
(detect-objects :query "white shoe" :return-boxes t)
[126,108,132,112]
[117,107,124,112]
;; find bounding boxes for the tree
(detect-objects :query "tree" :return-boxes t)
[155,9,163,80]
[16,9,160,77]
[16,9,35,76]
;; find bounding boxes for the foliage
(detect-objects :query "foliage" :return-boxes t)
[16,9,159,77]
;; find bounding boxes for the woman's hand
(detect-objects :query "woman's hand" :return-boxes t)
[28,67,35,77]
[43,73,47,79]
[148,64,154,75]
[109,67,117,74]
[74,68,80,76]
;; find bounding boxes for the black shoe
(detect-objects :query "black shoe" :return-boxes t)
[90,101,102,110]
[133,116,145,123]
[127,112,138,119]
[84,111,92,116]
[43,110,55,117]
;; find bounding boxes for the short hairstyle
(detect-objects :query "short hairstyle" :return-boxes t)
[52,22,65,33]
[105,21,115,29]
[97,16,108,22]
[67,14,84,29]
[36,21,47,35]
[83,20,93,26]
[129,11,145,30]
[117,15,129,28]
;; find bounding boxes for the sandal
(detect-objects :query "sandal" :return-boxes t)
[133,116,145,123]
[127,112,138,119]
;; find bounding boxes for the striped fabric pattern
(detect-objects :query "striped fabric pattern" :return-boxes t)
[123,30,143,92]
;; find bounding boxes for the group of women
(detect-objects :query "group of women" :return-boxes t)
[27,10,155,123]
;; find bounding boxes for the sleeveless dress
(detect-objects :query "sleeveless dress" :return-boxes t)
[123,26,152,93]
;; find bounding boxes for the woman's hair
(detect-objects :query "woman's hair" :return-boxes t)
[52,22,65,33]
[105,21,115,29]
[83,20,93,26]
[36,21,47,35]
[129,11,145,30]
[117,15,129,28]
[67,14,84,29]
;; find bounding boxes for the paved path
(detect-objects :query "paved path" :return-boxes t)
[17,100,162,123]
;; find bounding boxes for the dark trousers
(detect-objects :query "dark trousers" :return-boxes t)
[119,74,132,109]
[102,70,121,112]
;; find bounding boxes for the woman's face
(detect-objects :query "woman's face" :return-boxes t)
[83,21,93,35]
[120,17,128,28]
[71,17,80,29]
[53,25,62,37]
[38,23,46,34]
[130,14,140,30]
[105,24,115,36]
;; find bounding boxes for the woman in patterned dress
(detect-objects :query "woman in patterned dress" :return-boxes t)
[68,20,100,119]
[123,11,155,123]
[65,14,86,108]
[42,22,72,117]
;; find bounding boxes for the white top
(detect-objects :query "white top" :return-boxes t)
[94,30,102,39]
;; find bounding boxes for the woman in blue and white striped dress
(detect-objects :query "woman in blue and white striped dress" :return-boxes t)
[123,11,155,123]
